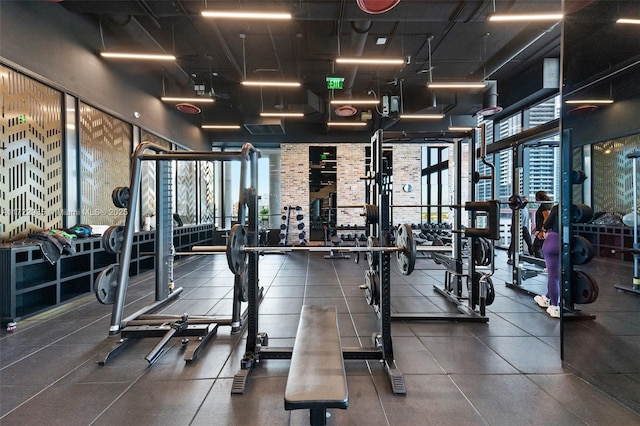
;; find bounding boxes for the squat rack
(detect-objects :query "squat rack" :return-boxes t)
[95,141,261,365]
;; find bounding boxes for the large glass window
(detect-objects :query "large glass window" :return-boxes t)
[421,146,449,223]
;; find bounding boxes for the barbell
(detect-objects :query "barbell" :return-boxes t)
[190,223,452,276]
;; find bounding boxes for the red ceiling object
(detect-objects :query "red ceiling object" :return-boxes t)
[356,0,401,14]
[334,105,358,117]
[567,105,598,115]
[175,103,202,114]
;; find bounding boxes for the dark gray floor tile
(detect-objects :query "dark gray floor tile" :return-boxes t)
[92,378,214,425]
[375,374,488,425]
[392,336,446,374]
[417,336,519,374]
[478,336,563,374]
[528,374,640,425]
[452,374,585,425]
[191,377,291,426]
[0,382,132,425]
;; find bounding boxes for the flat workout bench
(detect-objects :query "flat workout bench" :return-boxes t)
[284,305,348,425]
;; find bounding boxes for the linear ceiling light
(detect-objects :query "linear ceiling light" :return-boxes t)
[260,112,304,117]
[565,99,614,104]
[428,82,486,89]
[241,80,300,87]
[335,57,405,65]
[100,52,176,60]
[201,125,242,130]
[330,99,380,105]
[488,13,563,22]
[201,10,291,19]
[161,97,215,103]
[448,126,475,131]
[327,122,368,127]
[400,114,444,119]
[617,18,640,24]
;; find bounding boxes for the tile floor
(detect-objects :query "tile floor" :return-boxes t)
[1,249,639,425]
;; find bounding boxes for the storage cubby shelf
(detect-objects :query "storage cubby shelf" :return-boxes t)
[1,224,214,324]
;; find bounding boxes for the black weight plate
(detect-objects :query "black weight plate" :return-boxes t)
[572,270,592,304]
[226,224,248,275]
[367,236,379,269]
[111,186,129,208]
[572,235,594,265]
[396,224,416,275]
[482,238,492,266]
[95,264,119,304]
[234,270,249,303]
[102,226,124,254]
[473,238,485,266]
[587,272,599,303]
[485,276,495,306]
[571,203,594,224]
[296,214,304,221]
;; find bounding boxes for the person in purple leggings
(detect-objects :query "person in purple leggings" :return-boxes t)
[534,204,560,318]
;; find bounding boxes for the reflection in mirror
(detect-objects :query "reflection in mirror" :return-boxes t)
[562,0,640,413]
[309,147,337,242]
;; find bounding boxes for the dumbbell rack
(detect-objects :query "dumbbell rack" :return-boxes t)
[279,206,306,246]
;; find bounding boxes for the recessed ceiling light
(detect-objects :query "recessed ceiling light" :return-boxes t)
[201,10,291,19]
[241,80,301,87]
[201,125,242,130]
[428,82,486,89]
[330,99,380,105]
[260,112,304,117]
[488,13,563,22]
[376,37,387,45]
[400,114,444,119]
[448,126,475,131]
[327,122,368,127]
[617,18,640,24]
[336,57,405,65]
[100,52,176,61]
[161,97,215,103]
[565,99,614,104]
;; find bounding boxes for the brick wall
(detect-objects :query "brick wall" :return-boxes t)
[390,144,422,227]
[280,142,464,242]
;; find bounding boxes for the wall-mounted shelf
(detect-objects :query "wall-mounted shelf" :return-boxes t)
[573,224,635,261]
[1,224,214,325]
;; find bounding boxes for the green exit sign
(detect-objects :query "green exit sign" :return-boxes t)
[326,77,344,90]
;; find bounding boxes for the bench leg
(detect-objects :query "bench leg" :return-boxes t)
[309,408,327,426]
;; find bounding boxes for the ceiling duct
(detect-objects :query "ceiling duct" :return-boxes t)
[476,80,503,117]
[343,20,372,99]
[243,117,285,135]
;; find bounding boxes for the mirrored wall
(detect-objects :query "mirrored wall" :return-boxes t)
[562,0,640,413]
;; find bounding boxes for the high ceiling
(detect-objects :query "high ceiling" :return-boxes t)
[58,0,566,139]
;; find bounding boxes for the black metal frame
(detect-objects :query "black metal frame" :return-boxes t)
[98,142,260,365]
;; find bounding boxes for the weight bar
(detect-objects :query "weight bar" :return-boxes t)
[189,224,452,276]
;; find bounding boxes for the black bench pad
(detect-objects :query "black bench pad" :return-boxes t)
[284,305,348,411]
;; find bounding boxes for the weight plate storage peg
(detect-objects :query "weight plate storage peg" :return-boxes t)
[227,224,248,275]
[102,226,125,254]
[95,264,120,304]
[395,223,417,275]
[111,186,130,208]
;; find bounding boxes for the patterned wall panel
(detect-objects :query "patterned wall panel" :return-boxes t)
[140,131,172,222]
[177,160,197,224]
[0,65,63,242]
[592,134,640,215]
[79,102,131,226]
[200,161,215,223]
